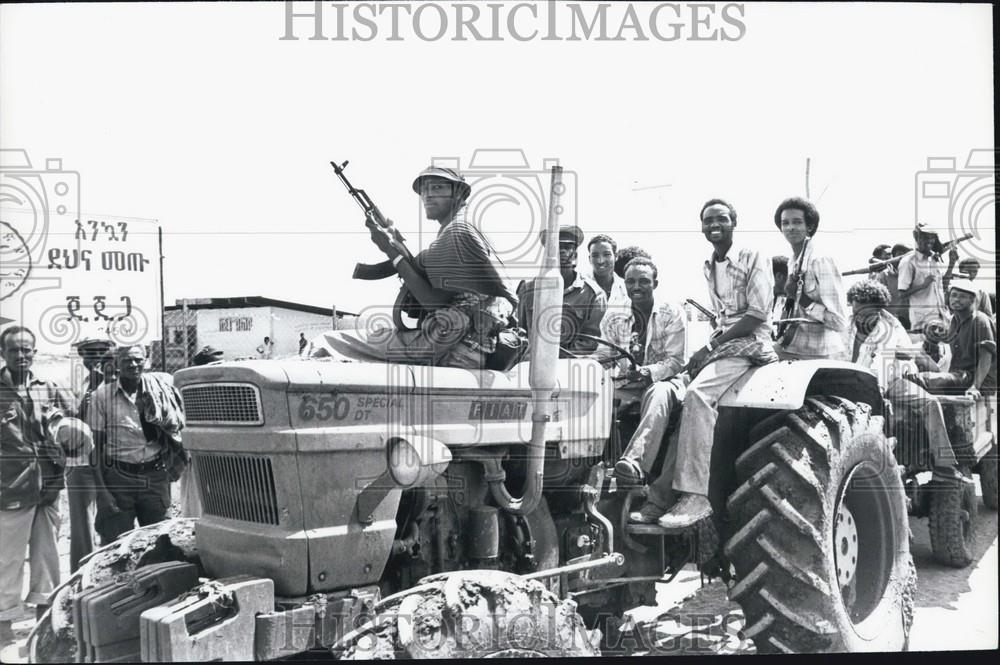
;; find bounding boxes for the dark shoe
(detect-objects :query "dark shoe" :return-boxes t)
[35,604,49,622]
[0,620,14,648]
[628,501,668,523]
[614,458,645,487]
[657,493,712,529]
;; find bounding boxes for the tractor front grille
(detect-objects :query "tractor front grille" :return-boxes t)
[181,383,262,425]
[194,453,280,525]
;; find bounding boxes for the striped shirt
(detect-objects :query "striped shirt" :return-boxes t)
[703,242,773,343]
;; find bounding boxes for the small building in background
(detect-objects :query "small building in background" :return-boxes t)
[152,296,358,372]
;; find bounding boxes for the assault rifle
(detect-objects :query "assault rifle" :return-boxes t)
[331,159,414,281]
[841,233,975,276]
[685,299,718,327]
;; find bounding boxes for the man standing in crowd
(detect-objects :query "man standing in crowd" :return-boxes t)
[898,224,951,336]
[594,257,687,522]
[872,243,912,331]
[587,234,629,315]
[88,344,187,543]
[298,333,308,357]
[518,224,606,357]
[773,197,848,360]
[258,336,275,359]
[66,338,115,574]
[0,326,76,648]
[652,200,778,529]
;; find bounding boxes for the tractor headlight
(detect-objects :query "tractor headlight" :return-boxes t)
[386,436,452,488]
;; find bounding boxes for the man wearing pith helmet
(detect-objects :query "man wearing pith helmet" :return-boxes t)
[314,165,516,368]
[517,223,607,357]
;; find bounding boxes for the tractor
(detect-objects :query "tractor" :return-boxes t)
[892,389,997,567]
[29,169,915,660]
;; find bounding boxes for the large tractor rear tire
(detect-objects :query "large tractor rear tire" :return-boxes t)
[928,476,977,567]
[724,396,915,653]
[28,518,200,663]
[333,570,600,659]
[978,443,998,511]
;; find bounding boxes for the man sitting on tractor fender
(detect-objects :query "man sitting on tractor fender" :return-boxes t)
[592,257,687,522]
[645,199,779,529]
[845,281,965,476]
[908,280,997,399]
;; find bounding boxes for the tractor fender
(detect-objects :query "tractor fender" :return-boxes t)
[719,359,884,415]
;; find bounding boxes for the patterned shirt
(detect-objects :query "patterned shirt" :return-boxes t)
[845,309,919,391]
[779,241,849,359]
[897,251,949,331]
[596,297,687,382]
[0,368,75,509]
[703,242,773,343]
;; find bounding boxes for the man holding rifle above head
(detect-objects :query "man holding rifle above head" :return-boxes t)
[897,223,957,337]
[772,197,848,361]
[314,166,517,369]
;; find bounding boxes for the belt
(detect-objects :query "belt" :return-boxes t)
[113,455,164,474]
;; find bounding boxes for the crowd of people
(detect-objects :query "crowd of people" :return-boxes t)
[318,166,997,529]
[0,332,211,652]
[1,164,996,652]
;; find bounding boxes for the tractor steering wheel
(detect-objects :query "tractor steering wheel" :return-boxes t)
[572,334,639,371]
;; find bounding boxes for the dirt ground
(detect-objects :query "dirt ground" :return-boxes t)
[2,479,996,660]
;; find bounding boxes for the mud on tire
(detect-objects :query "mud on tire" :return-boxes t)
[724,396,915,653]
[978,443,998,511]
[28,518,200,663]
[928,476,977,567]
[333,570,600,659]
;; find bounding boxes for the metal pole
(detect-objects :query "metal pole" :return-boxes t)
[158,226,167,371]
[181,299,189,368]
[805,157,811,199]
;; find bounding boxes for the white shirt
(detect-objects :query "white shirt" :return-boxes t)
[845,310,919,391]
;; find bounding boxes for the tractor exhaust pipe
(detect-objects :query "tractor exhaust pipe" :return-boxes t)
[488,165,565,516]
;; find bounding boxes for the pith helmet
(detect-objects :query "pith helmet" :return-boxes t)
[411,166,471,200]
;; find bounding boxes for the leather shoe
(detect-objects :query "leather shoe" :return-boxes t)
[657,493,712,529]
[628,501,668,523]
[614,458,645,487]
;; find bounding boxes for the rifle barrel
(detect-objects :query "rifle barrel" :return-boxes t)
[841,233,976,276]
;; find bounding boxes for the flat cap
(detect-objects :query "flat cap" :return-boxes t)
[538,224,584,248]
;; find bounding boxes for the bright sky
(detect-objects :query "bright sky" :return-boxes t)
[1,2,994,343]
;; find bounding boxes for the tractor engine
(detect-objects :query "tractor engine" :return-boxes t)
[173,356,614,600]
